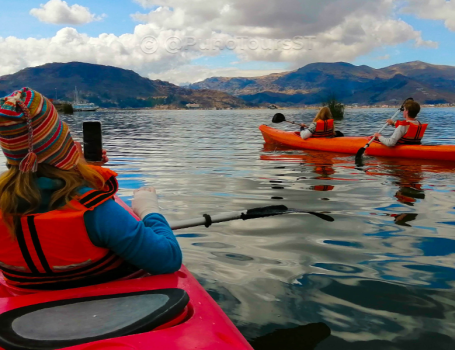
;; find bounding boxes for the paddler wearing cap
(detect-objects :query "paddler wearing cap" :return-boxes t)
[0,88,182,292]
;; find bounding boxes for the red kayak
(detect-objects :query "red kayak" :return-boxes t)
[260,125,455,162]
[0,198,253,350]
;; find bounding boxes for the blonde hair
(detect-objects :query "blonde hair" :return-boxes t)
[313,107,333,123]
[0,161,105,237]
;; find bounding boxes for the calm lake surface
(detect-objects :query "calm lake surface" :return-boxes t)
[5,108,455,349]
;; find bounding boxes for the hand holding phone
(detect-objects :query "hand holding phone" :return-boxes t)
[83,121,103,163]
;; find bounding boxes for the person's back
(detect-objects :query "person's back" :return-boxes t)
[374,100,427,147]
[0,88,182,292]
[300,107,336,140]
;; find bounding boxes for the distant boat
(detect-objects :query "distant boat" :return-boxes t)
[268,104,278,109]
[73,87,99,112]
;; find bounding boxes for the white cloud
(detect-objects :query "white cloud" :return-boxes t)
[402,0,455,31]
[0,0,438,84]
[376,54,391,60]
[133,0,157,8]
[30,0,105,25]
[0,27,194,78]
[130,0,436,69]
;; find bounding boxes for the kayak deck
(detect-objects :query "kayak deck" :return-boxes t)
[0,198,252,350]
[0,266,252,350]
[260,125,455,162]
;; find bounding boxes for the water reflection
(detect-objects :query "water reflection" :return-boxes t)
[0,108,450,349]
[259,136,455,347]
[250,322,331,350]
[365,160,426,206]
[391,213,418,226]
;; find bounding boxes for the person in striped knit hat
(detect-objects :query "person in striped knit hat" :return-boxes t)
[0,87,80,172]
[0,88,181,292]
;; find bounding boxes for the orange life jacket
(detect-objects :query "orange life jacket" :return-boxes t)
[0,166,138,290]
[396,120,427,145]
[312,120,334,138]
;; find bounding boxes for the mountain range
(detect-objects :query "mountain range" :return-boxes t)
[189,61,455,106]
[2,61,455,108]
[0,62,248,109]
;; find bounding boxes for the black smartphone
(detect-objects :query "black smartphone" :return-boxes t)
[83,121,103,162]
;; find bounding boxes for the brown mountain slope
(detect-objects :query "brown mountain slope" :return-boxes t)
[0,62,248,109]
[190,61,455,105]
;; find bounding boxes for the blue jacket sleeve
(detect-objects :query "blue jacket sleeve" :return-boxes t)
[83,198,182,275]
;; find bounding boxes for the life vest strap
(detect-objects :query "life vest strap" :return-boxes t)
[26,216,53,274]
[2,262,138,290]
[0,216,128,282]
[14,221,39,274]
[0,249,116,278]
[77,176,118,210]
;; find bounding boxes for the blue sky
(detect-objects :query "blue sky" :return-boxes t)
[1,0,454,84]
[355,15,455,68]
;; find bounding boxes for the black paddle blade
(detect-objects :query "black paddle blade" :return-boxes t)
[241,206,335,222]
[355,157,365,168]
[242,205,289,220]
[272,113,286,123]
[306,212,335,222]
[355,147,366,162]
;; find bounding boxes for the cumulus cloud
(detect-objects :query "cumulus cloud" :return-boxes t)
[0,27,194,78]
[30,0,104,25]
[130,0,436,69]
[0,0,438,84]
[133,0,156,8]
[401,0,455,31]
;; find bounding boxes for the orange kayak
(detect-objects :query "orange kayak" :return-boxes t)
[259,125,455,162]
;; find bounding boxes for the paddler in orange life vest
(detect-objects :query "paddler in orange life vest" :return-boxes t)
[0,88,182,292]
[300,107,337,140]
[373,100,427,146]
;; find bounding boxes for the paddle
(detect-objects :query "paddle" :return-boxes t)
[355,98,413,162]
[168,205,334,230]
[272,113,301,126]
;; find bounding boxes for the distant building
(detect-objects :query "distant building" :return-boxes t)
[186,103,200,109]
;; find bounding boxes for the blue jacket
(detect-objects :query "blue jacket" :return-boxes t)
[35,177,182,275]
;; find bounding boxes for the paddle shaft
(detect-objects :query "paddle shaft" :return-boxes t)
[169,212,245,230]
[363,108,402,149]
[168,206,333,230]
[285,120,300,126]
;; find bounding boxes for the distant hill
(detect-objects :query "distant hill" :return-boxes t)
[0,62,248,109]
[190,61,455,106]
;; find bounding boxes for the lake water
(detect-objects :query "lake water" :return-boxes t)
[4,108,455,349]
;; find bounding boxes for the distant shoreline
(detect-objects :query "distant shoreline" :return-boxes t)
[97,105,455,111]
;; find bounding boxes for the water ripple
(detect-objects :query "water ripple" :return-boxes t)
[1,108,453,348]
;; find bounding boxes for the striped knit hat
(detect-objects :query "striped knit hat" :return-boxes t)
[0,88,80,172]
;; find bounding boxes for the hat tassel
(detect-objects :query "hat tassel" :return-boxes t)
[19,152,38,173]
